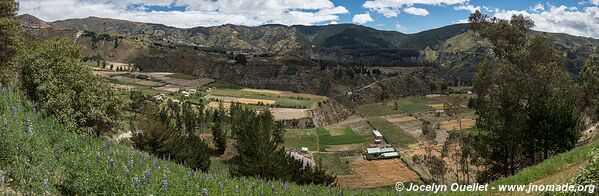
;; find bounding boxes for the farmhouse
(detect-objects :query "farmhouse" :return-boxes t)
[373,130,383,139]
[366,147,400,160]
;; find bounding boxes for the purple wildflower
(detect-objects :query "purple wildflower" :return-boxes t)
[0,83,3,92]
[128,159,134,170]
[124,167,130,176]
[220,181,223,191]
[43,179,49,189]
[189,170,195,177]
[162,180,168,189]
[108,157,115,168]
[202,188,209,196]
[12,106,17,114]
[0,170,5,186]
[142,171,151,184]
[24,119,32,134]
[133,177,139,188]
[282,183,288,192]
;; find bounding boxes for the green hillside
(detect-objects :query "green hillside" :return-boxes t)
[0,87,404,195]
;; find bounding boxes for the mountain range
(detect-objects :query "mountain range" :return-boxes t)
[17,14,599,105]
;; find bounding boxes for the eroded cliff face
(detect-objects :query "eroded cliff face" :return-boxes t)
[308,99,352,127]
[276,99,352,129]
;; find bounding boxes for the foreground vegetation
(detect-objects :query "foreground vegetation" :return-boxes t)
[0,87,386,195]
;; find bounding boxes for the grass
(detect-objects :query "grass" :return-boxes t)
[367,117,418,147]
[356,103,400,117]
[283,129,319,151]
[313,153,351,175]
[316,128,365,151]
[490,140,599,186]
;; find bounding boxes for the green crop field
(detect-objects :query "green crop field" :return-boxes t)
[367,117,418,147]
[283,129,319,151]
[357,103,400,117]
[316,128,366,151]
[207,88,325,109]
[313,153,351,175]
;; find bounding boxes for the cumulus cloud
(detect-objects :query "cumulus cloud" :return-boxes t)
[493,5,599,39]
[363,0,469,17]
[17,0,349,28]
[530,3,545,12]
[352,13,374,24]
[404,7,429,16]
[454,4,481,13]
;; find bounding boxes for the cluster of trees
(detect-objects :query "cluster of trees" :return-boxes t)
[468,11,599,182]
[230,105,335,185]
[131,104,211,172]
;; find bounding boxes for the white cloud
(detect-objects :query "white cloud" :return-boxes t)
[364,0,469,17]
[530,3,545,12]
[17,0,349,28]
[454,4,481,13]
[352,13,374,24]
[404,7,429,16]
[493,5,599,39]
[593,0,599,5]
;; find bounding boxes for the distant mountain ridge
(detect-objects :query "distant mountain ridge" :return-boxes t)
[16,14,599,105]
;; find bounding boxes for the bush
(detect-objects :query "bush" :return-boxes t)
[16,39,126,136]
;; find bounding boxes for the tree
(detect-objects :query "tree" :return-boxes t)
[0,0,21,84]
[232,108,335,185]
[110,64,114,71]
[470,13,580,182]
[132,104,211,172]
[182,102,198,134]
[211,106,227,154]
[16,39,126,136]
[579,58,599,121]
[468,10,487,34]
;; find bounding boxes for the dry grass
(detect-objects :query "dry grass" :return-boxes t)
[439,118,476,131]
[337,159,420,188]
[269,108,308,120]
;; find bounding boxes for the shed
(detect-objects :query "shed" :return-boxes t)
[373,130,383,139]
[381,152,400,158]
[366,148,381,154]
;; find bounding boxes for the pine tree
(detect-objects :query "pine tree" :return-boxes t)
[580,58,599,121]
[0,0,21,84]
[211,106,227,154]
[182,102,197,134]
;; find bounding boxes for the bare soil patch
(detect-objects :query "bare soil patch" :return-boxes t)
[237,98,276,105]
[269,108,309,120]
[439,118,476,131]
[337,159,420,188]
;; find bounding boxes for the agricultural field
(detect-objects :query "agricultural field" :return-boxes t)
[91,66,214,94]
[313,153,352,175]
[367,117,419,147]
[205,87,327,109]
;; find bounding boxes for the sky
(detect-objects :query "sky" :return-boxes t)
[16,0,599,38]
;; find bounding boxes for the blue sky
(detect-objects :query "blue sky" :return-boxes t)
[17,0,599,38]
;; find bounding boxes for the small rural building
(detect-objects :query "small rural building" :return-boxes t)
[374,139,382,144]
[301,147,309,153]
[366,147,400,160]
[373,130,383,139]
